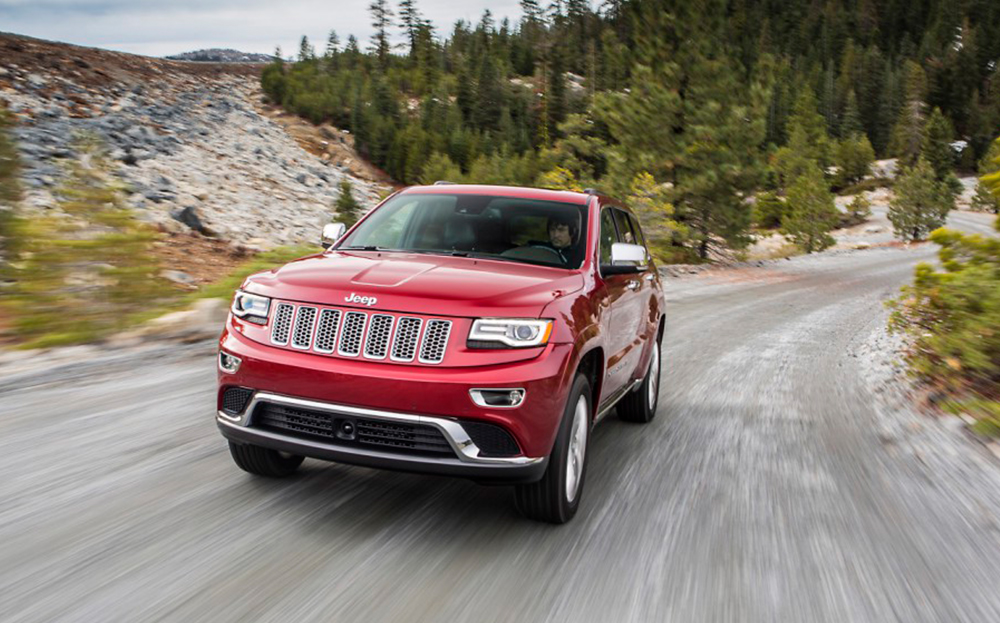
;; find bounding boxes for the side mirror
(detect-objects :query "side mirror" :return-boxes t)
[321,222,347,249]
[602,242,647,275]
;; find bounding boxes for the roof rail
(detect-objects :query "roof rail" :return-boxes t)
[433,180,458,185]
[583,188,599,195]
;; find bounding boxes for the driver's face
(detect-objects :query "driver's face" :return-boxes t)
[549,223,572,248]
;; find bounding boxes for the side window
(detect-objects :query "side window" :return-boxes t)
[627,213,646,249]
[612,209,635,244]
[599,208,618,266]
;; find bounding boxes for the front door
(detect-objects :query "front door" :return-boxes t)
[598,207,643,400]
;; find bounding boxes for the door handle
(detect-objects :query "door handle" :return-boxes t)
[626,280,640,290]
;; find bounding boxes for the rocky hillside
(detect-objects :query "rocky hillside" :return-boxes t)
[0,33,388,251]
[165,49,274,63]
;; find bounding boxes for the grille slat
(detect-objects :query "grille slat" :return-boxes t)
[266,301,450,365]
[313,309,342,353]
[270,303,295,346]
[338,311,368,357]
[419,319,452,364]
[363,314,394,360]
[291,306,317,349]
[390,317,422,362]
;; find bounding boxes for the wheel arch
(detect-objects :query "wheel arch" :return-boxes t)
[575,346,605,422]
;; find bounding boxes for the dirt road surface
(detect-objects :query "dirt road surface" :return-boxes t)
[2,210,999,622]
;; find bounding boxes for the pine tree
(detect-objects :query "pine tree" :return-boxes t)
[889,60,928,165]
[298,36,314,62]
[369,0,394,66]
[835,134,875,187]
[473,56,503,131]
[547,52,567,141]
[595,0,767,259]
[325,30,340,57]
[889,158,952,241]
[399,0,422,58]
[981,137,1000,203]
[334,179,363,227]
[344,35,361,69]
[920,107,955,182]
[788,87,833,168]
[782,162,838,253]
[840,89,863,137]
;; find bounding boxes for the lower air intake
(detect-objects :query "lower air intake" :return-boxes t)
[254,403,454,457]
[222,387,254,415]
[462,421,521,457]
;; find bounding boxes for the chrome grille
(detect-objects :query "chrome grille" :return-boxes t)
[266,301,450,364]
[291,306,317,349]
[271,303,294,346]
[338,311,367,357]
[313,309,341,353]
[419,319,451,364]
[364,314,394,359]
[390,317,422,362]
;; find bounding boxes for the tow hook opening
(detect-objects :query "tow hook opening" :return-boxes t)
[335,419,357,441]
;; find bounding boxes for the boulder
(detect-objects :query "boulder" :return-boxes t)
[171,205,214,236]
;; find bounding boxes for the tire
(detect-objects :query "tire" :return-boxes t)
[618,338,661,424]
[514,374,591,524]
[228,441,304,477]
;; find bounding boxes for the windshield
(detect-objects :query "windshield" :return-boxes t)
[337,193,590,269]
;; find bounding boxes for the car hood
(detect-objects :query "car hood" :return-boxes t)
[244,250,585,318]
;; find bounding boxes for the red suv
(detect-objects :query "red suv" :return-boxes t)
[217,184,664,523]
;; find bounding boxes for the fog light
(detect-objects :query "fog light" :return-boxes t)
[469,388,526,408]
[219,351,241,374]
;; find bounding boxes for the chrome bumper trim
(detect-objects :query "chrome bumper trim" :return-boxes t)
[217,391,544,466]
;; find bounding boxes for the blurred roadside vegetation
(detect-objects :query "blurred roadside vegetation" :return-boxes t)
[891,137,1000,437]
[0,117,316,349]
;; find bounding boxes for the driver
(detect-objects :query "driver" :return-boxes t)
[536,213,582,266]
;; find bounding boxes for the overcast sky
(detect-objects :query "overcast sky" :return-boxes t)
[0,0,528,57]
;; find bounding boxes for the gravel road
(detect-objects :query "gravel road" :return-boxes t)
[2,210,999,623]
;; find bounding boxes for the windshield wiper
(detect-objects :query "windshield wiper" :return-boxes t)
[340,245,392,251]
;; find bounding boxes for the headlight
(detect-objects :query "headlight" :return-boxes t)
[468,318,553,349]
[231,290,271,325]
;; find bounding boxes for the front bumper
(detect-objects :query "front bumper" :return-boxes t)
[217,319,577,477]
[218,392,547,482]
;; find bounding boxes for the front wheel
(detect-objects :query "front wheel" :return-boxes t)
[228,441,304,477]
[514,374,591,524]
[618,339,661,423]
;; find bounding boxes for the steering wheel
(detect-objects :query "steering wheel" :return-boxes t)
[527,245,564,260]
[500,245,565,264]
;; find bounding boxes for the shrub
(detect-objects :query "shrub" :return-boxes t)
[4,137,166,347]
[0,110,20,262]
[752,191,788,229]
[889,218,1000,433]
[418,152,461,185]
[839,194,872,227]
